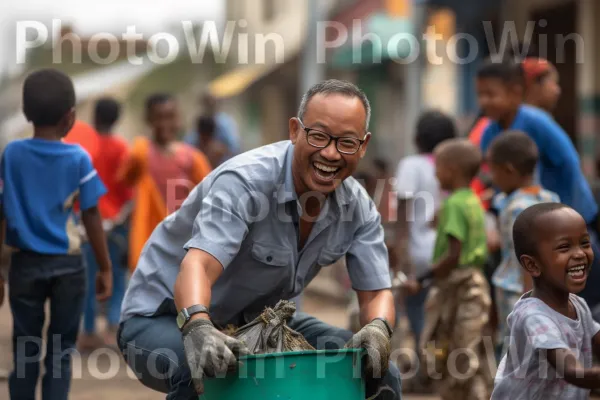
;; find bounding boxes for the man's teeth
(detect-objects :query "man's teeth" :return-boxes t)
[313,162,339,173]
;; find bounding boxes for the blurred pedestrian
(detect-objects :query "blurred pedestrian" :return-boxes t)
[476,59,600,312]
[0,69,111,400]
[404,139,494,400]
[195,115,229,168]
[78,97,133,352]
[394,110,455,361]
[118,79,401,399]
[118,93,212,272]
[486,130,559,360]
[492,203,600,399]
[521,57,561,113]
[184,91,241,159]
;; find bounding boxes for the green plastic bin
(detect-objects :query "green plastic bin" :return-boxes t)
[200,349,365,400]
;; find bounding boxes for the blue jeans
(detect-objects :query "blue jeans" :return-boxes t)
[82,223,128,333]
[8,251,85,400]
[118,312,402,400]
[403,288,428,351]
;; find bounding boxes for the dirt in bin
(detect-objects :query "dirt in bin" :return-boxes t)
[225,300,315,354]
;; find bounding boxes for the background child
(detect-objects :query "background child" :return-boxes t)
[486,130,559,360]
[476,58,600,315]
[476,58,597,230]
[79,97,133,351]
[119,93,212,271]
[404,138,494,400]
[0,69,111,399]
[395,110,455,367]
[492,203,600,399]
[196,115,229,168]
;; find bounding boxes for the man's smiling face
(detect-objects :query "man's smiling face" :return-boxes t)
[289,93,370,196]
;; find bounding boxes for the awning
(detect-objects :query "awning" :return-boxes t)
[208,63,279,99]
[331,13,414,69]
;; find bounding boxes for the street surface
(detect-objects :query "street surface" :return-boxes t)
[0,288,439,399]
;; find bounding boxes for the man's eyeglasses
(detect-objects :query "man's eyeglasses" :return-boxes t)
[297,119,368,155]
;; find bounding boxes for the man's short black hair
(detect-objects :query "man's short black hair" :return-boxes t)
[415,110,457,154]
[476,58,524,86]
[488,130,539,176]
[94,97,121,129]
[145,93,174,116]
[197,115,216,136]
[513,202,570,260]
[22,68,75,127]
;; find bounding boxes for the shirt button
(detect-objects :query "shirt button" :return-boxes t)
[266,256,273,262]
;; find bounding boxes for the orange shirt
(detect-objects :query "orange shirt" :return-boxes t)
[468,117,491,210]
[63,120,100,162]
[95,135,133,220]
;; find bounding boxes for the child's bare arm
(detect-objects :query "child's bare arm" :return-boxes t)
[395,199,412,275]
[81,206,112,301]
[410,235,461,286]
[592,331,600,361]
[431,236,461,279]
[547,347,600,389]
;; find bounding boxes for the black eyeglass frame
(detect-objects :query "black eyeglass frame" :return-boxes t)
[297,118,370,155]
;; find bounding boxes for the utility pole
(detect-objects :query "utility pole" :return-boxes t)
[299,0,325,99]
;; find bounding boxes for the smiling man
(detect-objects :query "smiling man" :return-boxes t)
[117,80,401,399]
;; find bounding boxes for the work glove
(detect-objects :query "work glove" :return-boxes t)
[182,318,250,394]
[344,319,392,380]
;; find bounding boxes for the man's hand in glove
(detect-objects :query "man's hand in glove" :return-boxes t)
[344,319,392,379]
[182,318,250,394]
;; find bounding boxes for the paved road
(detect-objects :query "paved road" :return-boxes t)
[0,290,439,399]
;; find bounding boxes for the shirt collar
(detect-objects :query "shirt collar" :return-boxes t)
[276,142,352,207]
[494,185,543,210]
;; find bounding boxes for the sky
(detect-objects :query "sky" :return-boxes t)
[0,0,225,77]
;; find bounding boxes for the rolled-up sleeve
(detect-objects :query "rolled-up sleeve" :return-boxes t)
[346,203,391,291]
[183,172,256,269]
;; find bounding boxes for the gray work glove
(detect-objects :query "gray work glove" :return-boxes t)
[182,318,250,394]
[344,319,392,380]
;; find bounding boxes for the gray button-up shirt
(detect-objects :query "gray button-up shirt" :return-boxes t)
[120,141,391,327]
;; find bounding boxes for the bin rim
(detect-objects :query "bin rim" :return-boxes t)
[238,348,365,361]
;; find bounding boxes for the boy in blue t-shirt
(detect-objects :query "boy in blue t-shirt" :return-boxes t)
[477,59,597,225]
[476,59,600,310]
[0,69,111,400]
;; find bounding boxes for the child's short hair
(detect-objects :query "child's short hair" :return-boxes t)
[197,116,216,136]
[145,93,174,116]
[476,58,524,86]
[23,69,75,127]
[435,138,482,181]
[488,130,539,176]
[94,97,121,128]
[415,110,457,153]
[513,202,569,260]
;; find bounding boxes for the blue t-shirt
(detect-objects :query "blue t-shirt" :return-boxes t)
[481,105,598,223]
[0,139,106,255]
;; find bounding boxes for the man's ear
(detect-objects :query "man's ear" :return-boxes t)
[358,132,371,159]
[520,255,541,278]
[289,118,300,144]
